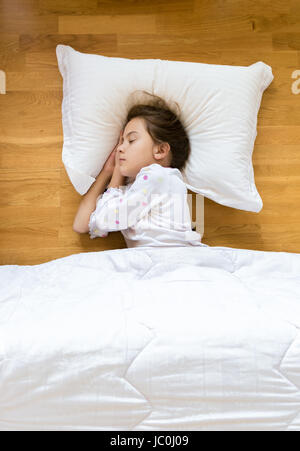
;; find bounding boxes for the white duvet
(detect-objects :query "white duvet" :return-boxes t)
[0,244,300,431]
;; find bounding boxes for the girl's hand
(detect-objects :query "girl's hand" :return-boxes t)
[102,130,123,176]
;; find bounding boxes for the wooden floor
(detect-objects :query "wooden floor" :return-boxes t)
[1,0,300,265]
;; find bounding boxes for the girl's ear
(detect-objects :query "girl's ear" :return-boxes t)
[153,142,171,162]
[160,142,171,154]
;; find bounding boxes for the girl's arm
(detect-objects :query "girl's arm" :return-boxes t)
[73,170,111,234]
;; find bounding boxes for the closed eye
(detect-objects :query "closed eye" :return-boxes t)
[129,140,135,143]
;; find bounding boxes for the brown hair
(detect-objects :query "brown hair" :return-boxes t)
[123,90,191,171]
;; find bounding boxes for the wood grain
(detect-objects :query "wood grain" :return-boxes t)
[0,0,300,264]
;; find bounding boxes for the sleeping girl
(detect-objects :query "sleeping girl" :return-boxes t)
[73,93,208,249]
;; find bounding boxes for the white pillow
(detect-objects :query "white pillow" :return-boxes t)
[56,44,273,212]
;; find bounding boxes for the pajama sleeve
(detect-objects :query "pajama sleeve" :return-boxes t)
[88,165,167,239]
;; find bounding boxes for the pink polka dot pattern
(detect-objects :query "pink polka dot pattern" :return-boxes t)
[116,220,119,224]
[120,198,123,202]
[143,175,148,180]
[142,202,147,206]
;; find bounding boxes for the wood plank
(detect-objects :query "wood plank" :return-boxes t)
[0,15,58,34]
[193,0,298,33]
[118,32,272,57]
[0,91,62,139]
[194,0,291,17]
[273,32,300,51]
[58,15,156,35]
[7,71,61,90]
[0,33,25,71]
[0,142,62,169]
[95,0,194,15]
[0,168,61,208]
[217,50,298,68]
[0,247,88,266]
[19,33,118,53]
[38,0,98,15]
[255,126,300,144]
[156,10,252,34]
[0,206,60,249]
[203,222,300,253]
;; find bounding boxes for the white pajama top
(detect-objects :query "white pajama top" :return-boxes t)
[88,163,209,249]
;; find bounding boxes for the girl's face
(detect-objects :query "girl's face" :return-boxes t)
[117,117,171,179]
